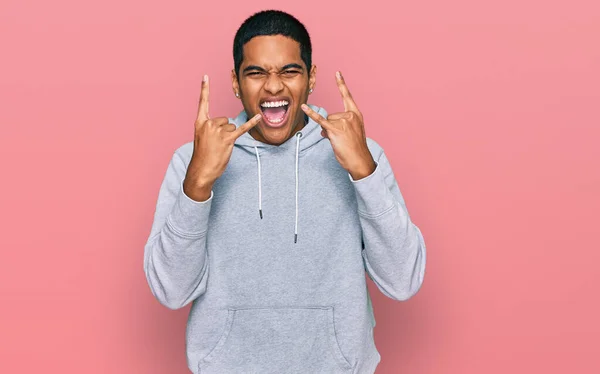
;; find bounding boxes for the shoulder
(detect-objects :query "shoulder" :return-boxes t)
[365,137,385,160]
[171,141,194,167]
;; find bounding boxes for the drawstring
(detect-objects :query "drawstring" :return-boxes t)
[253,132,303,243]
[254,146,263,219]
[294,131,302,243]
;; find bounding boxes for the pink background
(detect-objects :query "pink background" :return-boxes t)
[1,0,599,372]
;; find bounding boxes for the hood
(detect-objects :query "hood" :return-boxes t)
[228,104,329,243]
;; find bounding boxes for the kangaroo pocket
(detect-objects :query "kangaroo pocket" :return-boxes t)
[197,306,354,374]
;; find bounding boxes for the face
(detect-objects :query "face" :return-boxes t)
[232,35,316,145]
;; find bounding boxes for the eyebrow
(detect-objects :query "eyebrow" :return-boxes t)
[242,63,304,73]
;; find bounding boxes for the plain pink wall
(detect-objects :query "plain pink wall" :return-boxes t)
[1,0,598,372]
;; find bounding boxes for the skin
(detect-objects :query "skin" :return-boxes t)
[231,35,316,146]
[183,35,376,202]
[182,75,262,202]
[301,71,376,180]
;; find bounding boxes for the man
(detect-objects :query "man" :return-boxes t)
[143,9,426,374]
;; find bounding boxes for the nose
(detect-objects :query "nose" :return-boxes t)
[263,72,284,95]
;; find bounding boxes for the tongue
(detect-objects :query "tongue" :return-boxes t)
[262,106,286,122]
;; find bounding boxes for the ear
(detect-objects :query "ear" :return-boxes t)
[309,64,317,92]
[231,69,240,98]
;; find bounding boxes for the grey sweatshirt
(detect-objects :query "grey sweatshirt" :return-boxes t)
[143,104,426,374]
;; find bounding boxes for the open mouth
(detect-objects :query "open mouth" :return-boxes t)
[260,99,290,128]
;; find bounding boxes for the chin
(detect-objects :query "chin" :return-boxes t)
[248,99,304,144]
[257,123,292,145]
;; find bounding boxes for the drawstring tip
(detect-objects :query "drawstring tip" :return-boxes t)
[259,209,263,219]
[294,234,297,243]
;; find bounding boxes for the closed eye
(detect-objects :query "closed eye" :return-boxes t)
[245,69,302,77]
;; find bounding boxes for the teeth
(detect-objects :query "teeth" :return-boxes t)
[261,100,289,108]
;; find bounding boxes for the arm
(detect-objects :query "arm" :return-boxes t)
[143,150,212,310]
[299,72,426,300]
[349,143,427,301]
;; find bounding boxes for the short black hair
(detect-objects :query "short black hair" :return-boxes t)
[233,10,312,77]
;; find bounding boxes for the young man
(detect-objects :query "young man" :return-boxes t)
[143,10,426,374]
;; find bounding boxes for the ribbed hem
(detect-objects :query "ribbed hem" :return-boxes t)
[166,180,213,237]
[348,161,396,218]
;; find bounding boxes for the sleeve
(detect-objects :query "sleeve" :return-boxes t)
[349,142,427,301]
[143,150,213,310]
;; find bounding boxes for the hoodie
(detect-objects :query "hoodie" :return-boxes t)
[143,104,427,374]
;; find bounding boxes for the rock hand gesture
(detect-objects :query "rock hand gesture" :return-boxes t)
[301,71,376,180]
[183,75,262,201]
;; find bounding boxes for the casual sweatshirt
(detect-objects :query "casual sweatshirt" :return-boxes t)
[143,104,427,374]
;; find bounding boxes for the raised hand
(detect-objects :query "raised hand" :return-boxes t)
[183,75,262,201]
[301,71,376,180]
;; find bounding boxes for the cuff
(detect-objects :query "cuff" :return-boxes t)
[166,180,214,236]
[348,161,395,216]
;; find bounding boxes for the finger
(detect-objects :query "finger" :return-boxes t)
[327,112,346,121]
[320,129,329,139]
[197,74,210,123]
[221,123,236,132]
[231,113,262,139]
[208,117,230,127]
[335,71,359,113]
[301,104,333,130]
